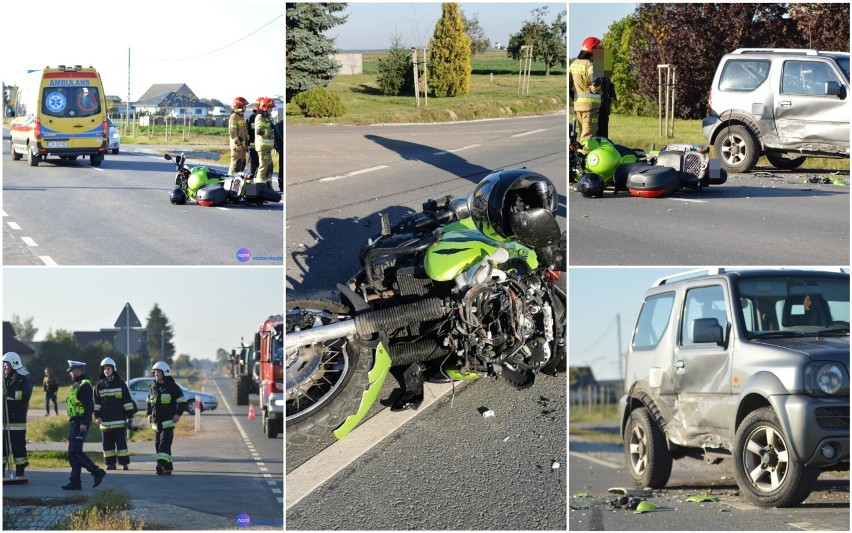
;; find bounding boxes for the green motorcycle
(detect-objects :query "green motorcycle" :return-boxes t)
[286,169,567,446]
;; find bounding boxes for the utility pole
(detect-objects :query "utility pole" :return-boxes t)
[616,313,623,380]
[126,48,131,131]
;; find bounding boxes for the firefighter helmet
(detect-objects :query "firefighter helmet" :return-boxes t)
[233,97,249,111]
[581,37,602,53]
[3,352,24,371]
[152,361,171,376]
[100,357,116,369]
[258,98,276,113]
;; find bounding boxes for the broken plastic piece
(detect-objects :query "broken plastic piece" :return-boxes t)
[574,491,590,498]
[608,487,627,495]
[686,494,720,503]
[552,461,560,470]
[482,409,495,418]
[634,500,659,513]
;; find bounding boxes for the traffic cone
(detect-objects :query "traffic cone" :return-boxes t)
[248,403,256,420]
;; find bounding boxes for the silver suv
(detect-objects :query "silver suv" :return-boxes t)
[620,268,849,507]
[703,49,850,173]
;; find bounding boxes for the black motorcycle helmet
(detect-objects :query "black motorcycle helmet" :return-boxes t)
[169,187,187,205]
[577,173,604,198]
[470,169,558,242]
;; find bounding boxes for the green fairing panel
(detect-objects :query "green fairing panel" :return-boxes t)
[424,219,538,281]
[332,342,392,439]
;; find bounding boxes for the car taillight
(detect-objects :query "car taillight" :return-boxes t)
[102,117,108,138]
[34,117,41,140]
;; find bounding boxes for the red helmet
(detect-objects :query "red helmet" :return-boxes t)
[581,37,602,53]
[252,98,262,111]
[233,97,249,110]
[258,98,276,113]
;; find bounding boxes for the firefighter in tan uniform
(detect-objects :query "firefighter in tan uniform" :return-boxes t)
[570,37,603,141]
[228,97,249,174]
[255,98,276,183]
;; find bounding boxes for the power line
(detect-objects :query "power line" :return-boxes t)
[160,15,283,61]
[569,315,617,356]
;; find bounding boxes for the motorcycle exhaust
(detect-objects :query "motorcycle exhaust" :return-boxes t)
[286,298,446,349]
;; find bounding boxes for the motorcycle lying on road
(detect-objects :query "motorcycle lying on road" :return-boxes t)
[286,169,567,446]
[569,124,727,197]
[165,153,281,207]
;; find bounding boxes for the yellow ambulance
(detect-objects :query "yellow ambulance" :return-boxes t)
[9,65,108,167]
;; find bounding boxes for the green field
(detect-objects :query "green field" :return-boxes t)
[288,51,567,125]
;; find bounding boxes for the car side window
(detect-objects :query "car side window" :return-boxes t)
[782,60,839,96]
[632,292,675,350]
[681,286,727,347]
[719,60,771,91]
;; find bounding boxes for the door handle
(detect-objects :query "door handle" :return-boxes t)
[779,101,792,108]
[674,360,685,369]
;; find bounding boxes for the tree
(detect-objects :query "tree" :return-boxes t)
[173,354,193,372]
[10,314,38,342]
[145,304,175,366]
[32,329,82,384]
[632,3,804,119]
[602,14,651,116]
[216,348,231,369]
[507,7,567,76]
[429,3,472,98]
[790,3,850,50]
[80,340,123,377]
[461,11,490,56]
[376,34,414,96]
[286,3,349,102]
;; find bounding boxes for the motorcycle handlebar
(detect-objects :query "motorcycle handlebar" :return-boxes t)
[391,195,470,234]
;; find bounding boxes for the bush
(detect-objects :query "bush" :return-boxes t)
[377,37,414,96]
[290,87,346,118]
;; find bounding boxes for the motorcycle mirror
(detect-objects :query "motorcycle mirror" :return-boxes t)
[164,154,172,161]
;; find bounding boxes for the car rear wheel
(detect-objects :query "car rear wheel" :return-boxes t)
[765,153,806,171]
[90,154,103,167]
[714,125,759,173]
[734,407,819,507]
[27,145,39,167]
[111,148,119,155]
[11,140,22,161]
[624,406,672,488]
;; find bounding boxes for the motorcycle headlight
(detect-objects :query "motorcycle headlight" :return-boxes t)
[804,362,849,397]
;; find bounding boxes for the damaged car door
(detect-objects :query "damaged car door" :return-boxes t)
[670,283,733,449]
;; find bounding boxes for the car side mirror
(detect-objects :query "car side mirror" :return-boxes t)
[825,81,845,99]
[692,317,725,346]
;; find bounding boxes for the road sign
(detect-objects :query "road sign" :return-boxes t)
[113,329,142,354]
[114,303,142,328]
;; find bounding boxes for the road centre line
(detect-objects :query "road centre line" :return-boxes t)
[320,165,388,183]
[511,128,548,138]
[286,380,460,509]
[21,237,38,247]
[433,144,480,156]
[39,256,57,266]
[568,451,621,470]
[7,222,21,230]
[1,210,7,216]
[667,197,707,204]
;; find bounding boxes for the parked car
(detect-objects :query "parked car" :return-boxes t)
[127,377,218,415]
[107,118,120,155]
[620,268,849,507]
[703,48,850,173]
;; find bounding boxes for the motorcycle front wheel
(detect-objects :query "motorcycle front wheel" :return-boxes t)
[286,299,371,447]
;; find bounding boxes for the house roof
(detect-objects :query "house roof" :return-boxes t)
[569,366,598,388]
[74,330,119,348]
[135,84,210,108]
[2,321,35,355]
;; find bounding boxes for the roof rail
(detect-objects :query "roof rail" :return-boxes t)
[653,268,724,287]
[731,48,819,55]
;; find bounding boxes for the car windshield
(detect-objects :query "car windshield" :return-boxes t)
[736,274,850,338]
[41,86,102,118]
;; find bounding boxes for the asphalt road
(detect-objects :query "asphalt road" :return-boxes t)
[569,426,850,531]
[2,136,283,266]
[7,375,282,529]
[285,114,567,299]
[287,370,567,530]
[569,167,850,265]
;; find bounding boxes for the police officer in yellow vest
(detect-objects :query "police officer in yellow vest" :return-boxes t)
[229,97,249,175]
[63,361,107,490]
[3,352,32,480]
[255,98,276,183]
[570,37,603,141]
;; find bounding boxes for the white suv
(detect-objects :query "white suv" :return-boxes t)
[702,49,850,173]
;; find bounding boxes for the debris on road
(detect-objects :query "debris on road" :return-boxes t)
[686,493,721,503]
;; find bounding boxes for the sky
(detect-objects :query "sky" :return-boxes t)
[329,2,566,51]
[0,0,284,105]
[568,267,686,381]
[568,3,639,58]
[3,268,283,364]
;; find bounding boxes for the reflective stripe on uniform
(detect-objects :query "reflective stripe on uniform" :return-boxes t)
[161,420,176,429]
[3,423,27,431]
[156,453,172,463]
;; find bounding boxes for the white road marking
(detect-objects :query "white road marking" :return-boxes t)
[568,451,622,469]
[286,380,460,509]
[39,256,57,266]
[434,144,480,155]
[511,128,548,138]
[667,197,707,204]
[320,165,388,183]
[787,522,844,531]
[1,210,7,217]
[7,222,21,230]
[21,237,38,247]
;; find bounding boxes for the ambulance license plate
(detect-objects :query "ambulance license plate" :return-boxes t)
[47,141,68,148]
